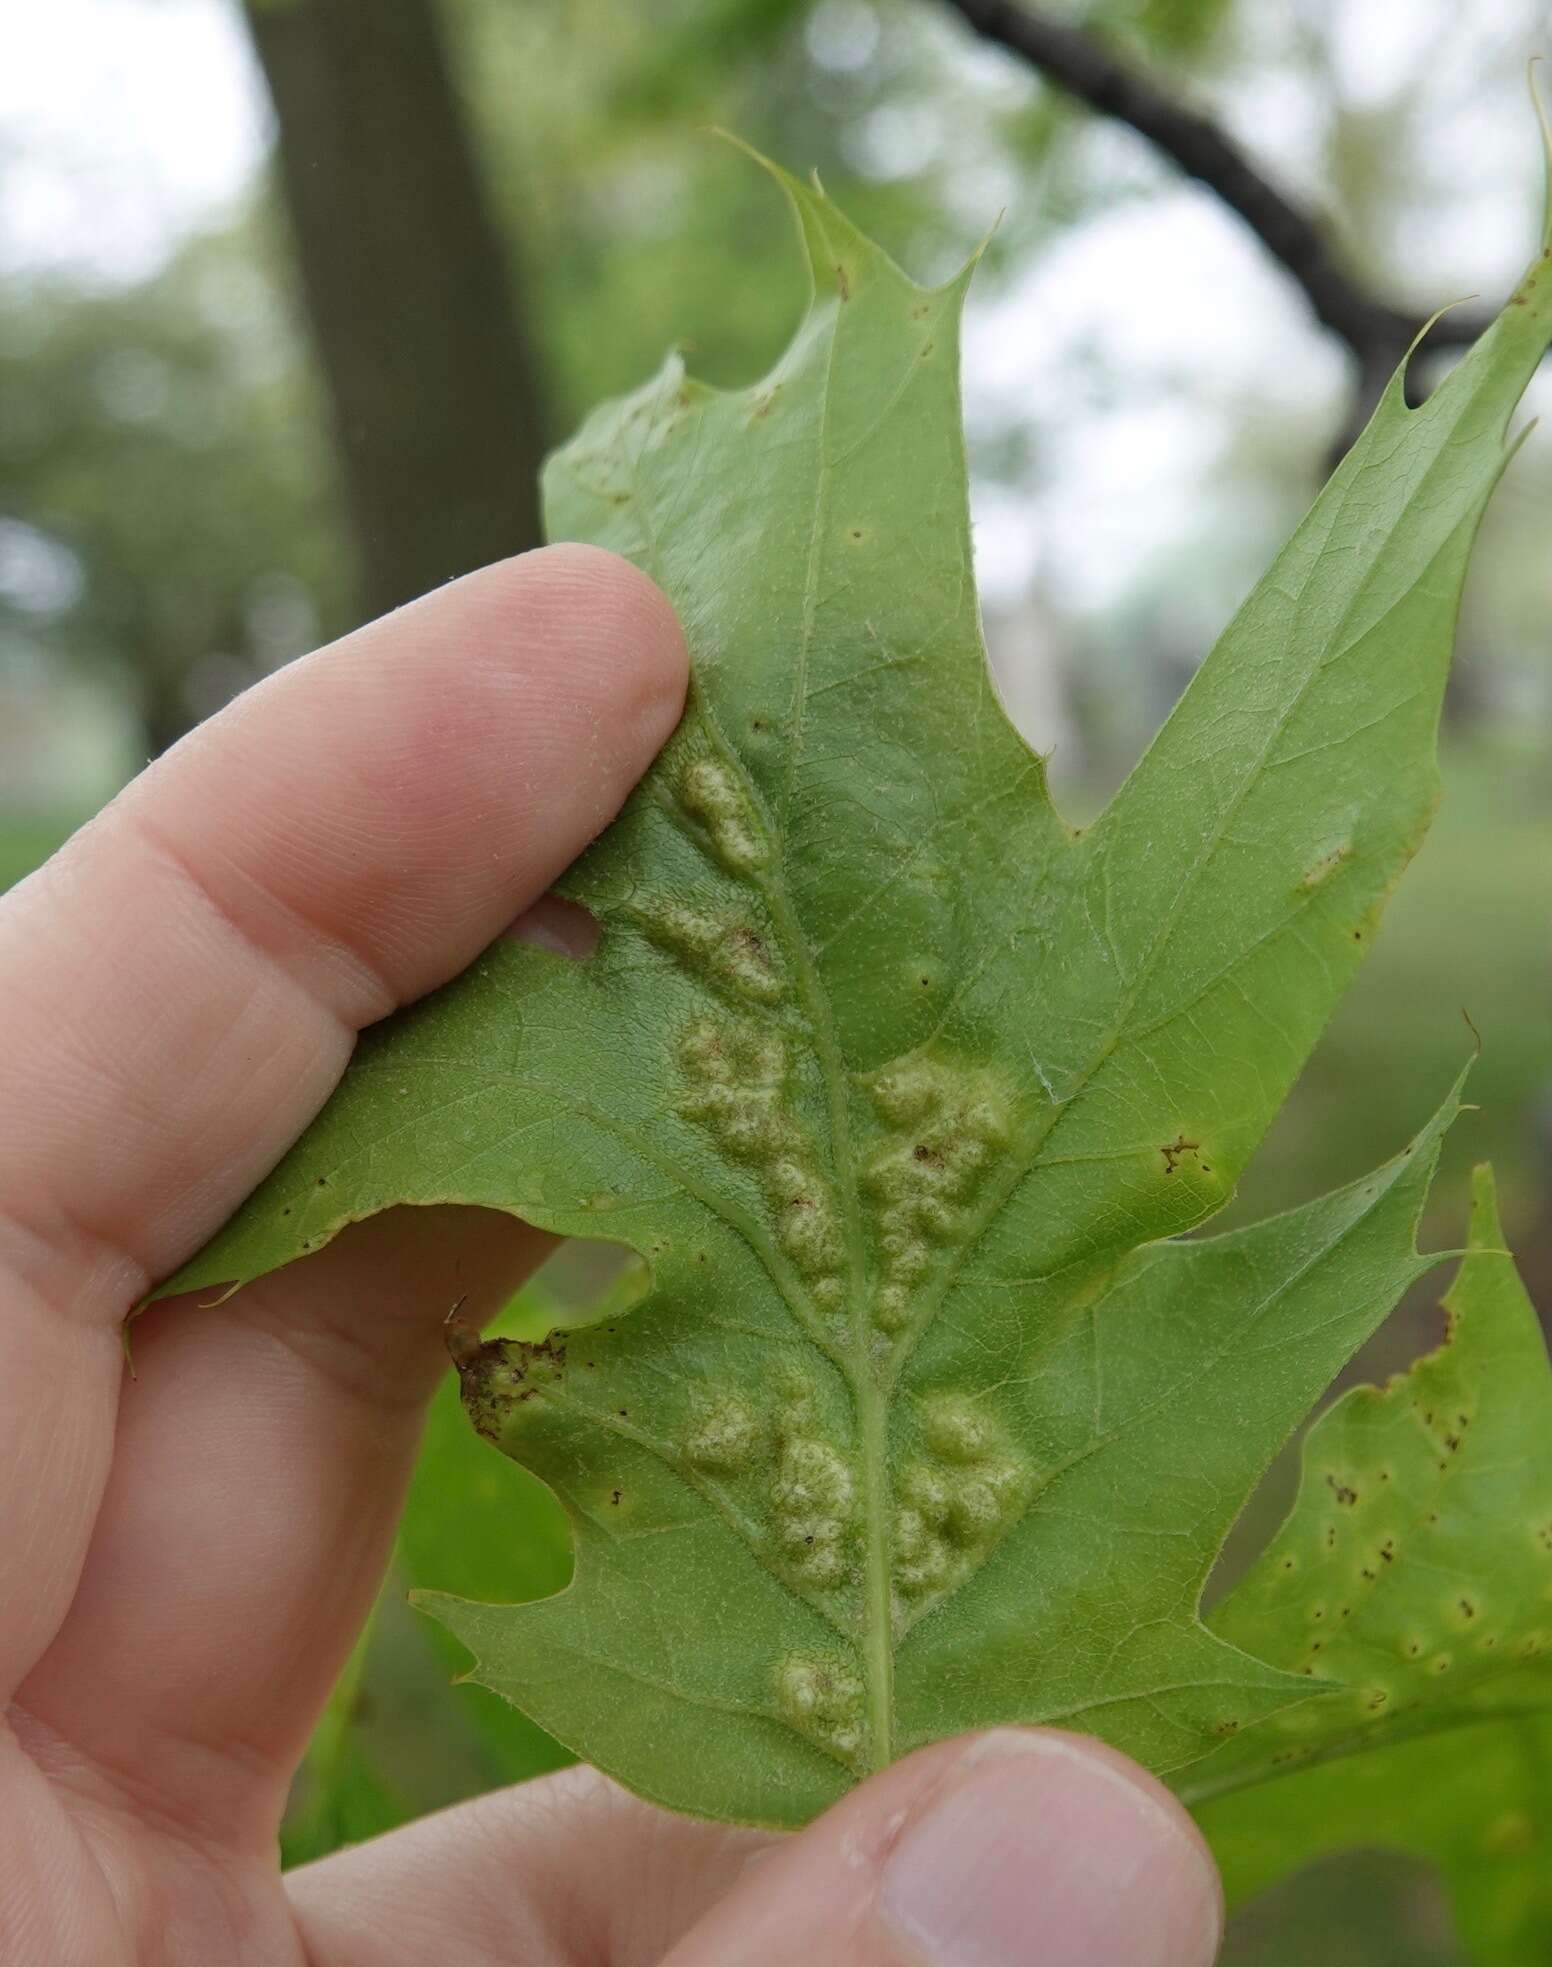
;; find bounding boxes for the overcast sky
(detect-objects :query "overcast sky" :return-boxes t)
[0,0,266,283]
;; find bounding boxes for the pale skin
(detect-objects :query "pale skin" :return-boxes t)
[0,545,1223,1966]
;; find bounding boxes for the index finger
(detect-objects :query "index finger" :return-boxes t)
[0,544,686,1701]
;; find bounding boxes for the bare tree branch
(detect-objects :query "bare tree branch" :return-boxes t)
[942,0,1491,376]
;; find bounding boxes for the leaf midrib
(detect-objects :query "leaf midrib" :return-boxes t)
[572,345,903,1772]
[653,362,1462,1778]
[693,692,898,1770]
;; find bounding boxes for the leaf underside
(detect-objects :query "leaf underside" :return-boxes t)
[1195,1168,1552,1963]
[167,158,1552,1873]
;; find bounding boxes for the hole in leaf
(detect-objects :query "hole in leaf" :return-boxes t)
[505,893,600,960]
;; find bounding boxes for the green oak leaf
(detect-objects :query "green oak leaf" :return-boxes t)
[165,159,1552,1829]
[1196,1168,1552,1965]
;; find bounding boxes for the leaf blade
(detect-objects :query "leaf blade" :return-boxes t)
[1195,1168,1552,1830]
[1197,1169,1552,1962]
[161,161,1552,1833]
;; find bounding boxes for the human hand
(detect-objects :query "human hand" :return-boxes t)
[0,545,1223,1965]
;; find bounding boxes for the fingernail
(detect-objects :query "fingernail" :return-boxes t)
[877,1731,1222,1967]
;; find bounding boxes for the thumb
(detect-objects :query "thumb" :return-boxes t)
[663,1730,1223,1967]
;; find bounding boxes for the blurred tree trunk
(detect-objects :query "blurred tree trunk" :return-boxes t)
[242,0,548,622]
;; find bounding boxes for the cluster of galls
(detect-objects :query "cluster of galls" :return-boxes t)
[643,898,786,1005]
[865,1056,1015,1335]
[683,1382,859,1593]
[683,1393,763,1473]
[679,1018,846,1311]
[771,1415,857,1589]
[677,755,768,876]
[775,1653,866,1763]
[894,1394,1027,1611]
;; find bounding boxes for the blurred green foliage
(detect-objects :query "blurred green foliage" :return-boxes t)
[0,219,351,751]
[1229,742,1552,1255]
[396,1289,574,1786]
[1223,1849,1466,1967]
[279,1611,408,1869]
[281,1288,577,1859]
[0,811,79,890]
